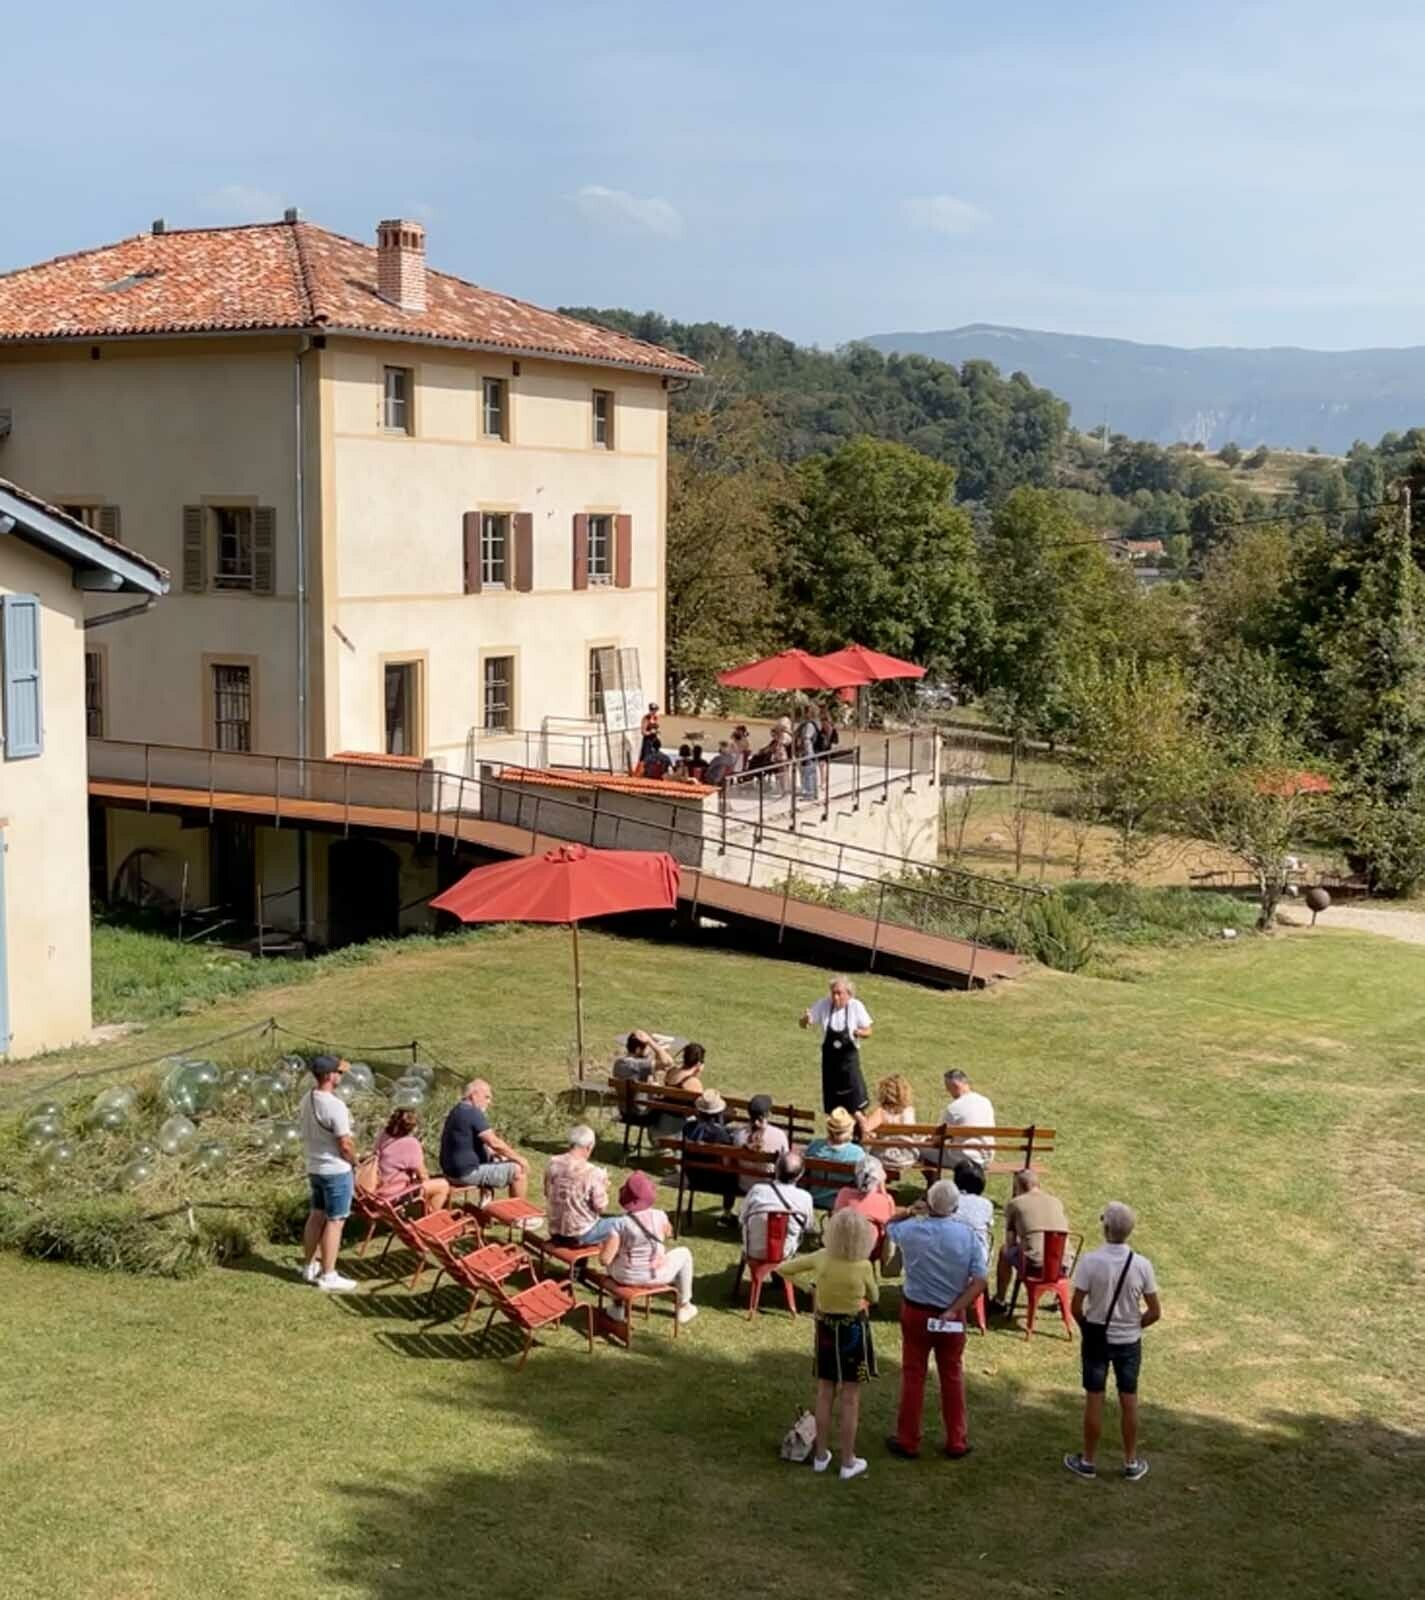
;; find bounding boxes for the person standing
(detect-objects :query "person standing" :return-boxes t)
[779,1208,880,1481]
[299,1055,359,1292]
[1065,1201,1161,1483]
[638,703,662,771]
[884,1180,988,1460]
[795,704,821,800]
[800,976,873,1115]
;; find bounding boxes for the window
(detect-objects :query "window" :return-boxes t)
[482,377,507,440]
[84,650,104,737]
[62,504,101,529]
[384,662,421,756]
[383,366,412,432]
[481,513,509,587]
[586,515,613,584]
[212,664,252,752]
[212,507,255,591]
[483,655,514,731]
[592,389,614,448]
[587,649,605,720]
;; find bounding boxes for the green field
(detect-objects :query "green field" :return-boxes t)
[2,921,1423,1600]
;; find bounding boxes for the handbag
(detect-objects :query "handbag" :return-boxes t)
[1079,1250,1135,1353]
[779,1409,818,1464]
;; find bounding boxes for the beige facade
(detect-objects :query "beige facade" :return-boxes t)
[1,543,100,1056]
[0,334,667,765]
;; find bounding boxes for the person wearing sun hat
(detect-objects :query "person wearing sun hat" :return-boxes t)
[681,1088,739,1227]
[597,1169,698,1324]
[803,1106,867,1210]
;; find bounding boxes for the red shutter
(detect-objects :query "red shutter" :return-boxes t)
[514,513,533,593]
[572,513,589,591]
[463,512,481,594]
[614,513,632,589]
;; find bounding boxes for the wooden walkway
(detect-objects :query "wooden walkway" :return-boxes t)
[91,779,1022,990]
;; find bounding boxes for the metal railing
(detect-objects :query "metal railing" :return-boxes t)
[463,721,615,777]
[88,738,1021,978]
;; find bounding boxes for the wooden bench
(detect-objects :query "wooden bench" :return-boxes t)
[611,1077,816,1157]
[861,1123,1055,1178]
[655,1139,862,1234]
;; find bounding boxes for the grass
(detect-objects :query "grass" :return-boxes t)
[1,922,1423,1598]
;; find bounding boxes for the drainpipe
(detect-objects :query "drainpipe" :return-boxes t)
[294,334,311,944]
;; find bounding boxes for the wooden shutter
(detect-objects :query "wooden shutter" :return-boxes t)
[572,513,589,591]
[614,513,633,589]
[182,506,206,593]
[514,513,533,593]
[462,512,482,594]
[97,505,121,541]
[254,507,277,594]
[1,595,43,758]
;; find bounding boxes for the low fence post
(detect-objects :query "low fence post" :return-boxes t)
[531,795,543,852]
[868,880,887,971]
[778,863,794,945]
[883,737,891,804]
[834,842,846,891]
[822,752,831,822]
[966,906,983,989]
[854,744,862,813]
[790,762,798,831]
[906,732,915,793]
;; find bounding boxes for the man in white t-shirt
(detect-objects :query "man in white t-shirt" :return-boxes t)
[1064,1201,1161,1483]
[298,1055,359,1292]
[939,1069,996,1169]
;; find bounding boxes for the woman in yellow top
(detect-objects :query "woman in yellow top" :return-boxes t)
[780,1208,879,1480]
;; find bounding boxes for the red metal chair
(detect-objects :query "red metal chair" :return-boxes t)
[733,1210,802,1320]
[467,1196,546,1242]
[413,1220,533,1330]
[526,1234,602,1283]
[584,1266,680,1349]
[352,1181,423,1257]
[1015,1229,1081,1341]
[478,1274,596,1369]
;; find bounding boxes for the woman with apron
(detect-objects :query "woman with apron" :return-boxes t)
[638,704,662,771]
[799,976,873,1114]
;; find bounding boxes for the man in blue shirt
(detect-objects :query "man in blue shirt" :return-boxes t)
[885,1180,988,1460]
[438,1078,529,1198]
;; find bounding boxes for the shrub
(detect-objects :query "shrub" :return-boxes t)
[3,1196,212,1278]
[1217,442,1243,467]
[1025,896,1095,972]
[1058,882,1256,946]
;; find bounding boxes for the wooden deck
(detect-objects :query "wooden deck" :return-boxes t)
[91,778,1022,989]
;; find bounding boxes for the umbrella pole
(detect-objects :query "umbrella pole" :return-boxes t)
[570,920,586,1068]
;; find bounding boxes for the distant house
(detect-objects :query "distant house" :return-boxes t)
[1110,537,1167,563]
[0,479,167,1056]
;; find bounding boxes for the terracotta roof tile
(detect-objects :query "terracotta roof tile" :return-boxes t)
[0,220,701,377]
[0,474,170,585]
[497,765,714,799]
[331,750,428,770]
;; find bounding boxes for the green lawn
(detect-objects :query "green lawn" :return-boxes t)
[2,923,1423,1599]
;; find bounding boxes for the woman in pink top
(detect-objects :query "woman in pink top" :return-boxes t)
[597,1170,699,1325]
[833,1157,896,1258]
[373,1109,450,1212]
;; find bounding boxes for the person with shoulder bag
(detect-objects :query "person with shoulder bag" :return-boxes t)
[1065,1200,1162,1483]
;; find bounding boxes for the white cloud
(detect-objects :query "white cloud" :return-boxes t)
[198,184,285,222]
[576,184,684,239]
[903,194,989,237]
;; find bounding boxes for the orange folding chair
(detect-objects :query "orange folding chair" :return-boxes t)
[477,1275,596,1369]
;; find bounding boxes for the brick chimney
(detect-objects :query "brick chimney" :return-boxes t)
[376,219,427,312]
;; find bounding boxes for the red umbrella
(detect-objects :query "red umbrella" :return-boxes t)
[816,643,927,682]
[430,844,680,1066]
[717,648,869,691]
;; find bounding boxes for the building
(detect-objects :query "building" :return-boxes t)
[0,479,167,1056]
[0,214,698,941]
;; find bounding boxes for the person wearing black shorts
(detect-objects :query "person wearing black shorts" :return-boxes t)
[1065,1201,1162,1482]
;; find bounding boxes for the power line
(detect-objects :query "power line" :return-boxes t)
[1041,494,1399,550]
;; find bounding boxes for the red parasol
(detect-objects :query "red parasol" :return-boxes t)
[816,643,927,683]
[431,844,680,1064]
[717,648,869,692]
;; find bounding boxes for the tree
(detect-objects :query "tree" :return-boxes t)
[1061,658,1205,879]
[665,394,787,707]
[1197,524,1296,652]
[1245,445,1271,470]
[1217,441,1243,467]
[1188,490,1241,556]
[780,436,988,679]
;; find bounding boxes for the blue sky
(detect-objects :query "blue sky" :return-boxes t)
[5,1,1424,350]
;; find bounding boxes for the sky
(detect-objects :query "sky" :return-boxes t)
[6,1,1425,351]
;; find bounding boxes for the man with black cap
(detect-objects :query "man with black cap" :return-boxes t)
[298,1054,358,1291]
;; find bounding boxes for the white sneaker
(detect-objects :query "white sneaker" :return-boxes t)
[316,1271,358,1293]
[839,1457,868,1481]
[676,1303,700,1326]
[812,1451,833,1474]
[605,1302,627,1323]
[300,1258,321,1284]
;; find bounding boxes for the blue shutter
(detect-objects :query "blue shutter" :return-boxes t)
[2,595,43,759]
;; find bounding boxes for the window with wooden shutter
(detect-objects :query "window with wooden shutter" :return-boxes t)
[462,512,482,594]
[572,513,589,591]
[182,506,206,592]
[253,507,276,594]
[1,595,43,760]
[614,514,632,588]
[586,516,612,584]
[97,505,121,541]
[513,512,533,593]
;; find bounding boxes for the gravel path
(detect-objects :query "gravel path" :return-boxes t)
[1280,904,1425,946]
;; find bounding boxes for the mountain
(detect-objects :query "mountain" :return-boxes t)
[861,324,1425,454]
